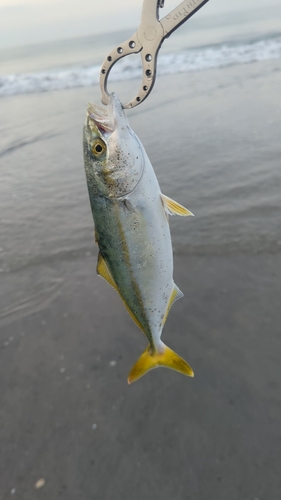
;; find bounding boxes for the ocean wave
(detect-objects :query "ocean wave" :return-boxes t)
[1,36,281,98]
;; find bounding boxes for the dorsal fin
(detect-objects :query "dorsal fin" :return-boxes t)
[161,194,194,217]
[97,252,145,334]
[162,283,184,327]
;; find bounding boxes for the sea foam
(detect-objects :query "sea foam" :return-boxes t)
[1,36,281,98]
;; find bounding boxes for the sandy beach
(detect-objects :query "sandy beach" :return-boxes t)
[1,59,281,499]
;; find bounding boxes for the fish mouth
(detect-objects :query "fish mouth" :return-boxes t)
[87,93,127,134]
[87,102,114,134]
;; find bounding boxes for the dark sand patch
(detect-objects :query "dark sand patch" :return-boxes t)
[0,252,281,499]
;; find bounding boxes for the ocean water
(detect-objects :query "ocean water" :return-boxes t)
[1,2,281,97]
[1,35,281,98]
[1,4,281,283]
[1,8,281,496]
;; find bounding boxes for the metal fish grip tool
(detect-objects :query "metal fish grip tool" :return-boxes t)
[100,0,210,109]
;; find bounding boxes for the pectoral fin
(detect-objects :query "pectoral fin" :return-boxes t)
[161,194,194,217]
[128,342,194,384]
[97,252,145,334]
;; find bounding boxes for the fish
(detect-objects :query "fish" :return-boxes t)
[83,92,194,384]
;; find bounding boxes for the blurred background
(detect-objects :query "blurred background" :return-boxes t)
[1,1,281,499]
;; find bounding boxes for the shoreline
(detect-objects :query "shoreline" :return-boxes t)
[1,57,281,499]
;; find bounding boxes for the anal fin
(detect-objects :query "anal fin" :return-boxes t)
[97,252,118,291]
[161,193,194,217]
[97,252,145,334]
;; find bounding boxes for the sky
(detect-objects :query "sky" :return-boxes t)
[0,0,280,48]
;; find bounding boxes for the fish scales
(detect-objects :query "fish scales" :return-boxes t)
[83,93,194,383]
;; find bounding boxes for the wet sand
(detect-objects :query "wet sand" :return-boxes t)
[1,253,281,499]
[1,60,281,499]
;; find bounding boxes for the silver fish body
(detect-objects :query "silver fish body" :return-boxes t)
[83,93,194,383]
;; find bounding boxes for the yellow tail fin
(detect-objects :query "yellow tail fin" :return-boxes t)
[127,343,194,384]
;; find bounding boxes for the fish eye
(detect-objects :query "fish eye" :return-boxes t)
[91,139,106,158]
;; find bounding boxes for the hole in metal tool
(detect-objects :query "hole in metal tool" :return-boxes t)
[117,47,123,54]
[107,53,141,105]
[146,69,152,77]
[143,86,148,91]
[129,41,136,49]
[107,56,112,61]
[145,54,152,62]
